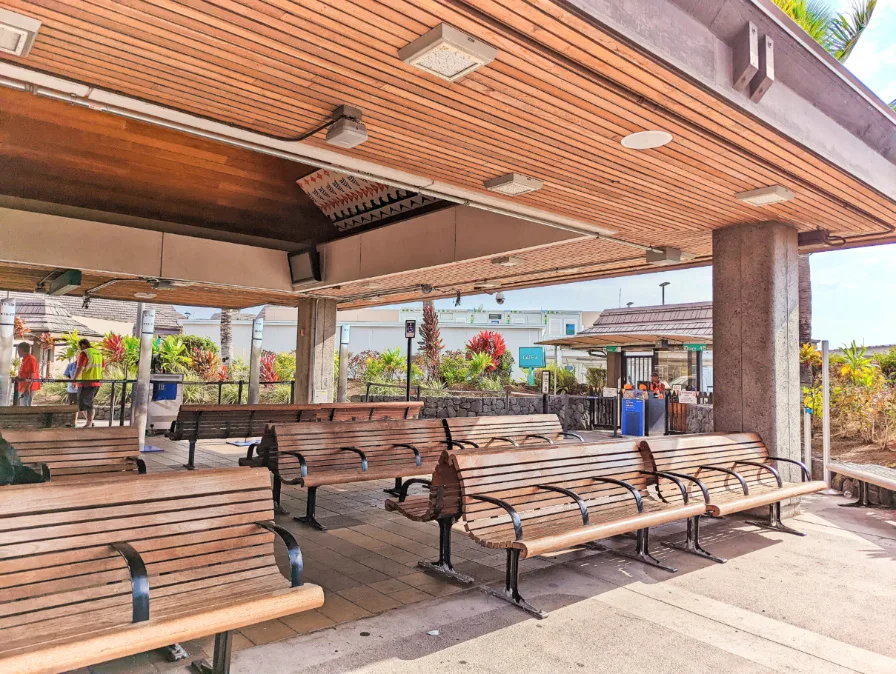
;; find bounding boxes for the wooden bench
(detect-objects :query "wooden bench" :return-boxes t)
[2,427,145,480]
[444,414,583,448]
[0,468,323,674]
[444,441,707,617]
[169,401,424,469]
[641,433,827,548]
[0,405,77,430]
[829,461,896,508]
[251,419,454,530]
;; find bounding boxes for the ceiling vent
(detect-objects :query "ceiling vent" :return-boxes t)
[736,185,794,206]
[646,247,682,266]
[0,9,40,57]
[484,173,543,196]
[399,24,497,82]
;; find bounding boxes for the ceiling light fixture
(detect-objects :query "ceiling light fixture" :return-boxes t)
[491,255,524,267]
[736,185,795,206]
[134,292,157,299]
[645,246,682,266]
[0,9,40,57]
[621,130,673,150]
[484,173,543,196]
[399,24,497,82]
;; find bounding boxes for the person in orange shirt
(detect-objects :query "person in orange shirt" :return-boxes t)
[16,342,40,406]
[649,371,666,398]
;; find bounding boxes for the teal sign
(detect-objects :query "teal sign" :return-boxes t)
[605,346,620,353]
[519,347,546,369]
[684,343,707,352]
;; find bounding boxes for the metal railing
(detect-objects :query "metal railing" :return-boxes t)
[664,390,714,435]
[363,381,509,400]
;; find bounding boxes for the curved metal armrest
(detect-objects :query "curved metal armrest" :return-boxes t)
[591,477,643,512]
[257,521,304,587]
[524,434,554,444]
[735,460,782,487]
[561,431,585,442]
[135,458,147,475]
[446,440,479,450]
[766,455,811,482]
[398,478,431,503]
[699,466,749,495]
[469,494,523,540]
[656,471,711,503]
[340,446,368,471]
[246,442,259,460]
[639,470,689,503]
[279,450,308,478]
[537,484,589,524]
[391,443,422,467]
[111,542,150,622]
[489,436,518,446]
[168,420,177,435]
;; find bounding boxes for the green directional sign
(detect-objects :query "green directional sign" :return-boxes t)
[605,346,620,353]
[683,343,707,352]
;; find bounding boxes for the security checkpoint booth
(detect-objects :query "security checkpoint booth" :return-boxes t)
[0,0,894,670]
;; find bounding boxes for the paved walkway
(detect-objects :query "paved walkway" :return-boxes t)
[85,435,896,673]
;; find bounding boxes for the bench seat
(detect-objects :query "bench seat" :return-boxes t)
[829,461,896,507]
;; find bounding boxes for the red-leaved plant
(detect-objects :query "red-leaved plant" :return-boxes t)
[465,330,506,373]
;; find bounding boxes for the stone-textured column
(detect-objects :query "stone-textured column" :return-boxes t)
[0,299,14,406]
[606,351,623,388]
[713,221,801,480]
[294,299,338,404]
[132,309,156,453]
[247,317,264,405]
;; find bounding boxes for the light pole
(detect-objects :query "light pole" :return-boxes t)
[659,281,670,305]
[625,302,634,308]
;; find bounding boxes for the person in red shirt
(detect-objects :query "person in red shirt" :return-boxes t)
[16,342,40,406]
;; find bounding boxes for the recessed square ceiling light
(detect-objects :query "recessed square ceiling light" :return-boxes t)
[399,23,497,82]
[484,173,543,196]
[491,256,524,267]
[0,9,41,56]
[736,185,795,206]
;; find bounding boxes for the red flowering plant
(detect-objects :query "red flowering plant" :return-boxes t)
[465,330,506,373]
[261,352,279,384]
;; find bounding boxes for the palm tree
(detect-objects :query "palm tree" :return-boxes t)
[773,1,879,359]
[219,309,233,370]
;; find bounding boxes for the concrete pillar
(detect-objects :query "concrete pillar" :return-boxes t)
[606,351,623,388]
[294,298,338,403]
[337,324,349,403]
[132,309,155,453]
[247,317,264,405]
[712,221,801,480]
[0,299,14,406]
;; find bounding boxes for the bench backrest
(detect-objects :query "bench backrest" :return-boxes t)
[0,406,76,430]
[172,401,423,440]
[447,440,648,540]
[266,419,448,481]
[444,414,565,448]
[641,432,774,498]
[0,468,274,637]
[1,427,142,479]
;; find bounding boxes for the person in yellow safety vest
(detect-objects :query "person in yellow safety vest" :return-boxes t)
[73,338,104,427]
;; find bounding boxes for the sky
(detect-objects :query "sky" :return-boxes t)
[181,1,896,348]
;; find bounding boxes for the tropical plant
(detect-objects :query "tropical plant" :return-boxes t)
[181,335,219,355]
[261,352,278,382]
[101,333,127,364]
[774,0,877,63]
[465,330,506,372]
[465,351,494,380]
[438,350,470,386]
[55,330,82,362]
[190,347,221,380]
[154,336,192,374]
[417,303,444,379]
[586,367,607,391]
[837,340,875,385]
[873,346,896,382]
[800,343,823,370]
[219,309,234,367]
[274,351,296,382]
[13,317,28,339]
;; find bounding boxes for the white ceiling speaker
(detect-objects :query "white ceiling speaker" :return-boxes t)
[326,105,368,149]
[133,292,157,299]
[399,23,497,82]
[484,173,544,196]
[736,185,795,206]
[621,130,674,150]
[0,9,40,57]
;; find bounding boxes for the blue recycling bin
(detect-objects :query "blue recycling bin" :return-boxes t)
[621,398,646,436]
[152,381,178,401]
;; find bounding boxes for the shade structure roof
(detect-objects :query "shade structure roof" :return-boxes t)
[6,292,185,333]
[539,301,712,349]
[12,296,101,338]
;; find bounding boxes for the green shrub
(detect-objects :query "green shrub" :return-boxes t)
[439,350,470,386]
[181,335,219,355]
[586,367,607,391]
[274,352,296,381]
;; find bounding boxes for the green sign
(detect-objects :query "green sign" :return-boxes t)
[605,346,620,353]
[684,343,707,352]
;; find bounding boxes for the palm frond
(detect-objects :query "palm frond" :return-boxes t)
[774,0,835,46]
[889,98,896,111]
[829,0,878,62]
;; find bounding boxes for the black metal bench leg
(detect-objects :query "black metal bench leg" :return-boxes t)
[384,477,403,497]
[838,480,883,508]
[747,502,806,536]
[184,440,197,470]
[164,643,188,662]
[482,548,547,619]
[418,517,474,584]
[586,529,677,573]
[273,476,289,516]
[662,516,726,563]
[293,487,327,531]
[190,631,232,674]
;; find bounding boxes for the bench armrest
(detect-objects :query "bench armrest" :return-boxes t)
[489,436,518,446]
[391,443,422,467]
[135,458,147,475]
[469,494,523,541]
[639,470,689,503]
[650,470,711,503]
[168,420,177,437]
[246,442,259,461]
[735,460,782,487]
[445,440,479,450]
[560,432,585,442]
[111,542,150,622]
[524,434,554,444]
[698,466,749,495]
[766,456,811,482]
[279,450,308,479]
[397,478,431,502]
[340,446,368,471]
[536,484,589,524]
[257,521,304,587]
[591,477,643,512]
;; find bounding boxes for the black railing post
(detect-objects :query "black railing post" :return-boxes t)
[664,394,670,435]
[542,393,548,414]
[109,381,116,424]
[217,381,223,405]
[237,380,244,405]
[12,378,19,405]
[290,380,295,404]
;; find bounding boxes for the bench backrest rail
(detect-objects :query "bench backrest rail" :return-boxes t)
[444,415,569,448]
[1,427,143,478]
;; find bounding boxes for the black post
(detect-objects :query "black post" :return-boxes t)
[406,336,412,402]
[109,381,116,423]
[542,393,548,414]
[12,379,18,405]
[217,381,223,405]
[237,380,244,405]
[696,350,704,392]
[290,380,295,404]
[119,382,128,426]
[664,394,670,435]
